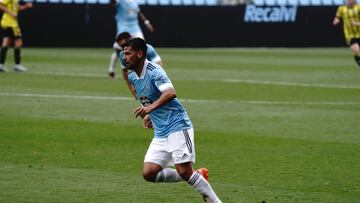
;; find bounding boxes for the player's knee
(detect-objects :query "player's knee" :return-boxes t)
[176,167,193,181]
[142,170,157,182]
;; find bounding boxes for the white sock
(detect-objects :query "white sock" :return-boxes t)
[109,52,118,73]
[155,168,183,182]
[188,172,222,203]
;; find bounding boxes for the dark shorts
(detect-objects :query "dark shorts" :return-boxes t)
[349,38,360,46]
[1,26,22,39]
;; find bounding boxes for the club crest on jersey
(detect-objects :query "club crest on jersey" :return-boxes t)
[139,95,153,106]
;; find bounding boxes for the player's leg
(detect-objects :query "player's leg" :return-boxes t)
[108,42,121,78]
[13,37,26,72]
[176,162,221,203]
[143,138,183,182]
[349,39,360,67]
[0,28,12,72]
[10,26,27,72]
[172,128,222,203]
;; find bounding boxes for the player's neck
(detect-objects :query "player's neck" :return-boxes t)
[135,59,145,77]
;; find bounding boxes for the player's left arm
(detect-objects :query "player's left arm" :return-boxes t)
[147,45,163,67]
[19,2,32,11]
[333,7,342,26]
[122,69,137,99]
[139,11,154,32]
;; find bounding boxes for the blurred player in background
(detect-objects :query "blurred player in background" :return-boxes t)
[108,0,154,75]
[110,32,162,98]
[0,0,32,72]
[333,0,360,68]
[124,38,222,203]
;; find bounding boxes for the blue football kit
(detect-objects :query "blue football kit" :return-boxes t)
[128,60,192,138]
[114,0,141,35]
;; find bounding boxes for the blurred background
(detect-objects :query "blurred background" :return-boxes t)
[16,0,343,47]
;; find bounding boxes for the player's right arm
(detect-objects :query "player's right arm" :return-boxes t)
[19,2,33,11]
[139,12,154,33]
[0,3,17,18]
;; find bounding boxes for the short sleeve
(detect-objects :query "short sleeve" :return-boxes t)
[336,6,343,18]
[153,68,173,92]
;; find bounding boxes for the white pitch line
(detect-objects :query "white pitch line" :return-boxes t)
[221,79,360,90]
[0,92,359,106]
[29,71,360,90]
[0,92,133,101]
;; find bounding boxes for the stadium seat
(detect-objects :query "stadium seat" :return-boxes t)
[276,0,287,5]
[310,0,321,5]
[299,0,310,5]
[136,0,146,4]
[205,0,218,5]
[264,0,276,5]
[183,0,194,5]
[86,0,98,3]
[287,0,299,5]
[253,0,265,5]
[159,0,171,5]
[146,0,159,5]
[74,0,86,3]
[170,0,182,5]
[194,0,206,5]
[333,0,344,5]
[321,0,333,5]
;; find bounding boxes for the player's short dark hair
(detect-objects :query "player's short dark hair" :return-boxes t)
[124,38,147,56]
[116,32,131,42]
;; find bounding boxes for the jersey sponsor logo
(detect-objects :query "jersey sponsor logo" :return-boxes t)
[139,95,153,106]
[244,5,297,23]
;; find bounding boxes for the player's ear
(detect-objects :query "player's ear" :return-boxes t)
[137,50,145,58]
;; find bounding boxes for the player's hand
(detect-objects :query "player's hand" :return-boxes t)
[133,106,151,119]
[144,20,154,32]
[26,2,33,8]
[351,20,360,26]
[143,115,153,129]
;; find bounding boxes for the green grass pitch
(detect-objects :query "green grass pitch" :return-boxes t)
[0,47,359,202]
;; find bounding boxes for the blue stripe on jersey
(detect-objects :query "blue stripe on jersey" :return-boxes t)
[147,63,156,71]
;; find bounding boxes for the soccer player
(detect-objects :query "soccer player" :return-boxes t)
[123,38,222,203]
[108,0,154,75]
[333,0,360,67]
[0,0,32,72]
[109,32,162,99]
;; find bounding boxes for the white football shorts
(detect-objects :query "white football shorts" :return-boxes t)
[144,128,195,168]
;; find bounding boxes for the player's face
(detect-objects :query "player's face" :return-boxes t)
[123,46,141,69]
[118,39,127,50]
[347,0,356,6]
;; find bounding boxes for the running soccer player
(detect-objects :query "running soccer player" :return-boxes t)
[109,32,162,99]
[333,0,360,67]
[108,0,154,75]
[123,38,222,203]
[0,0,32,72]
